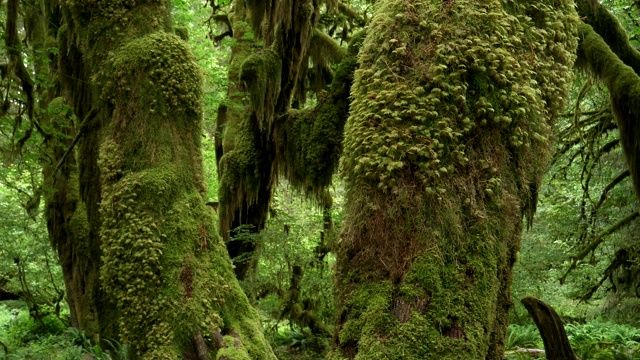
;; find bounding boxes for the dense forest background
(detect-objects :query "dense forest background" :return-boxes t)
[0,0,638,359]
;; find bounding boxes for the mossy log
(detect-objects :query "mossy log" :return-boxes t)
[521,297,577,360]
[331,0,578,358]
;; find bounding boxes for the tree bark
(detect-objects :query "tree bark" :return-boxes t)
[521,297,578,360]
[330,1,578,358]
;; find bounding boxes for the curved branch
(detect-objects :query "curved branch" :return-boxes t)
[594,170,630,211]
[576,0,640,74]
[521,297,577,360]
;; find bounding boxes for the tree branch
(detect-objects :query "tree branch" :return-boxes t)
[53,108,95,179]
[576,0,640,74]
[594,170,630,211]
[576,23,640,205]
[561,211,639,283]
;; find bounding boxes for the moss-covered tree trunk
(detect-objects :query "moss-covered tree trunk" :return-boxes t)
[215,0,273,280]
[54,1,275,358]
[331,1,578,359]
[13,0,111,341]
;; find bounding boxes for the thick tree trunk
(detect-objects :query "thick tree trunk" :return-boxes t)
[330,1,578,359]
[53,1,275,358]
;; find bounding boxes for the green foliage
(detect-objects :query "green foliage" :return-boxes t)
[505,321,640,360]
[0,305,128,360]
[505,324,542,350]
[226,184,341,358]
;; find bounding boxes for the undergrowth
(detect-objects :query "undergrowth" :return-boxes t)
[0,304,127,360]
[505,320,640,360]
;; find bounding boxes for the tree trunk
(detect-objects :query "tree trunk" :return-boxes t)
[53,1,275,358]
[521,297,578,360]
[330,1,578,359]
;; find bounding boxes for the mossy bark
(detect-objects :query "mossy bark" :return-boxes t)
[22,1,110,342]
[55,1,274,358]
[331,1,578,359]
[216,1,273,280]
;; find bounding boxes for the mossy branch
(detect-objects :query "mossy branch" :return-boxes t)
[576,0,640,74]
[338,3,363,23]
[576,23,640,204]
[5,0,35,120]
[580,249,629,301]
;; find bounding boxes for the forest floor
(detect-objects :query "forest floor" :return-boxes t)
[1,301,640,360]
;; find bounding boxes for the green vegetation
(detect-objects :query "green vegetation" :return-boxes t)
[0,0,640,359]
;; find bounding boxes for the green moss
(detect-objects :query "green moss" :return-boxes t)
[240,49,282,130]
[174,25,189,41]
[334,0,578,358]
[93,24,273,360]
[103,31,202,117]
[216,336,251,360]
[47,97,70,117]
[273,36,360,201]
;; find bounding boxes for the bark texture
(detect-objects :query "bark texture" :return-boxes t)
[521,297,577,360]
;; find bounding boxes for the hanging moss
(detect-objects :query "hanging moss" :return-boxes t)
[240,49,282,130]
[273,34,361,200]
[42,96,105,341]
[216,0,321,271]
[332,0,578,358]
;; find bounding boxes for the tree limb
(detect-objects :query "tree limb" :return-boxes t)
[561,211,639,283]
[53,108,95,179]
[594,170,630,211]
[576,0,640,74]
[521,297,578,360]
[576,23,640,205]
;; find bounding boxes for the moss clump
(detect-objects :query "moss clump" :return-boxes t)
[272,34,361,203]
[334,0,578,358]
[103,31,202,117]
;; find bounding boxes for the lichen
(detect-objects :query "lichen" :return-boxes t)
[334,0,578,358]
